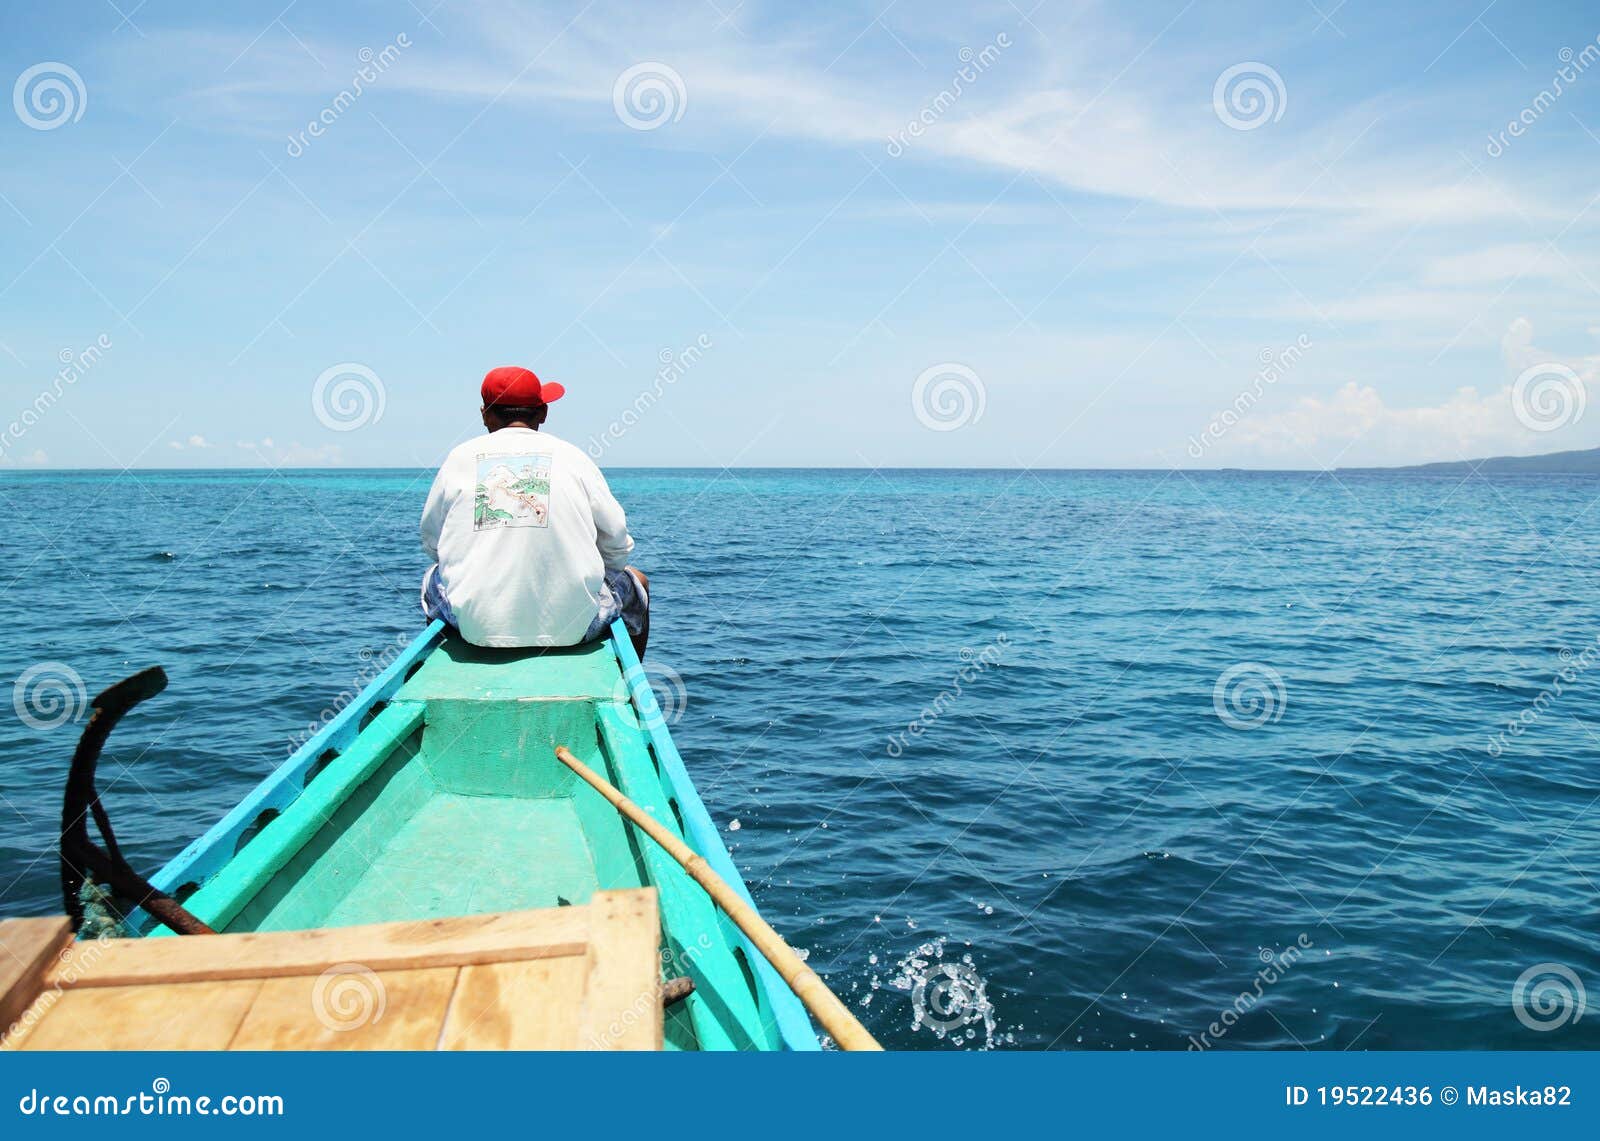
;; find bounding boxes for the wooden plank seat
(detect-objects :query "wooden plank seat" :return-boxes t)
[0,890,660,1051]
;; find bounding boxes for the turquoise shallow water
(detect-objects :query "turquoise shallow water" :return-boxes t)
[1,467,1598,1050]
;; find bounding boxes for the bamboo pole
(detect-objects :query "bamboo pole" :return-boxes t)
[554,746,882,1051]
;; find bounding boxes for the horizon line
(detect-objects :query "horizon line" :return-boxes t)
[0,462,1589,476]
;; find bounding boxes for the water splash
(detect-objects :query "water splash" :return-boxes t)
[886,937,999,1049]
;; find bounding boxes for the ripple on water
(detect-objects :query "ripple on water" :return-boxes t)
[2,469,1598,1049]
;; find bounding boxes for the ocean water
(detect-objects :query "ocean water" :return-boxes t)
[2,467,1598,1051]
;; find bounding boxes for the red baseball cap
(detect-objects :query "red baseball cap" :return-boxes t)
[481,366,566,408]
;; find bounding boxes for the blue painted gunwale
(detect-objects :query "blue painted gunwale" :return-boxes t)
[135,618,821,1051]
[138,620,448,922]
[609,621,820,1052]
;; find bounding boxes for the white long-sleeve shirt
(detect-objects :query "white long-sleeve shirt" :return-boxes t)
[419,426,635,647]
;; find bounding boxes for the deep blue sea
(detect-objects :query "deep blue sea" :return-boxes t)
[2,467,1598,1050]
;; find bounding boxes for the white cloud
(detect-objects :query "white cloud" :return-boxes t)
[1501,316,1600,382]
[1227,381,1523,463]
[186,434,212,449]
[142,7,1539,228]
[1206,317,1598,467]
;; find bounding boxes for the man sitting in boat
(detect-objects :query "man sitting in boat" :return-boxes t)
[419,366,649,658]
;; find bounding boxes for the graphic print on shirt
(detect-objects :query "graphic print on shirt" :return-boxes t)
[474,453,553,530]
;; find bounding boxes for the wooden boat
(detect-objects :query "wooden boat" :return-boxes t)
[116,620,820,1051]
[3,892,673,1050]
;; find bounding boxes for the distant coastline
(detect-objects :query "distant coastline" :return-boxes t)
[1336,445,1600,476]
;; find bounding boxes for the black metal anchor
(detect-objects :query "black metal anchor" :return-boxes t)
[59,666,214,935]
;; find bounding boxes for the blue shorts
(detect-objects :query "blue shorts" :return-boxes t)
[420,563,457,627]
[584,566,649,642]
[421,564,647,645]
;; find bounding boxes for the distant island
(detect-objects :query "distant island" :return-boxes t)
[1340,445,1600,475]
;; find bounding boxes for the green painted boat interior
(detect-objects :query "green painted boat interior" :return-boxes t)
[167,635,788,1051]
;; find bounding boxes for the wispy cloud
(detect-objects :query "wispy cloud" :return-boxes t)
[135,4,1542,226]
[7,1,1599,468]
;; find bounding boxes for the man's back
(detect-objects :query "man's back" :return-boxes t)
[420,425,634,647]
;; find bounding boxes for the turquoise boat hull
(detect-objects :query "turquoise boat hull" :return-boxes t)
[135,621,819,1052]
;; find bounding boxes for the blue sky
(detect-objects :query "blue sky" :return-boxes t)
[1,0,1599,469]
